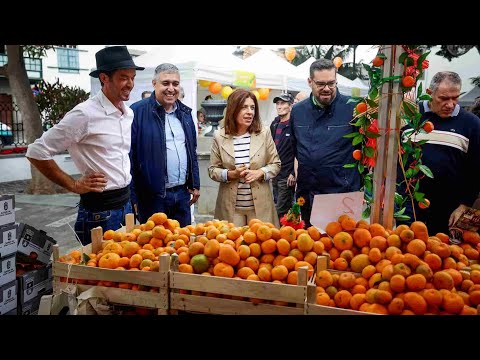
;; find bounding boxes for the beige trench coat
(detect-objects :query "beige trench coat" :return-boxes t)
[208,126,281,227]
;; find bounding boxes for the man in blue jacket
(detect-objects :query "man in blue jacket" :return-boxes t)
[291,58,361,227]
[130,63,200,226]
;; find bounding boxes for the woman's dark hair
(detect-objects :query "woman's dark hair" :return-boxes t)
[224,89,262,135]
[470,96,480,117]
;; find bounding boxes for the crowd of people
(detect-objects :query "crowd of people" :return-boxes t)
[25,46,480,245]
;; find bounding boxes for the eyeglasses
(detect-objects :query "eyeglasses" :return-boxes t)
[311,80,337,89]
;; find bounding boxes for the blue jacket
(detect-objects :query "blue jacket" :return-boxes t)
[290,92,361,194]
[129,93,200,204]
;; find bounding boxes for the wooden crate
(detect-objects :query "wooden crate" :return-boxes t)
[305,255,373,315]
[52,224,170,313]
[169,254,309,315]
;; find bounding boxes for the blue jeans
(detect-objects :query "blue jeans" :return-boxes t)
[74,202,132,246]
[138,186,191,227]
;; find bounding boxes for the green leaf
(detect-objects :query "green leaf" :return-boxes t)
[358,162,365,173]
[365,177,373,193]
[343,132,358,138]
[381,75,402,82]
[377,53,387,60]
[362,206,371,219]
[418,94,432,101]
[395,207,406,216]
[364,146,375,157]
[402,101,416,117]
[404,57,414,66]
[405,168,414,178]
[347,97,364,104]
[82,253,90,264]
[363,63,372,73]
[399,52,408,64]
[417,51,430,68]
[366,98,378,108]
[417,82,423,98]
[414,180,420,192]
[414,191,425,202]
[394,214,411,221]
[369,87,379,100]
[352,134,364,146]
[369,111,378,119]
[365,131,381,138]
[394,192,404,205]
[416,140,428,146]
[419,164,434,178]
[343,163,356,168]
[354,117,365,127]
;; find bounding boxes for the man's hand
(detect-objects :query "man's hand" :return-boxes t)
[228,165,247,180]
[287,174,296,187]
[73,172,107,194]
[189,188,200,206]
[449,204,468,227]
[241,169,265,184]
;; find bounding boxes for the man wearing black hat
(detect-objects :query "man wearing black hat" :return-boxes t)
[26,46,144,245]
[270,92,296,220]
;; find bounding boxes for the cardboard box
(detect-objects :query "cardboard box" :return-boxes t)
[0,253,16,287]
[0,194,15,228]
[18,291,52,315]
[0,280,17,315]
[0,223,17,258]
[17,223,56,265]
[17,262,53,304]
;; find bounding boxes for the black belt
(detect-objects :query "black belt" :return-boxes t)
[80,186,130,212]
[166,184,186,192]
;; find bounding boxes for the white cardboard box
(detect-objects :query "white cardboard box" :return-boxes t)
[17,262,53,304]
[0,223,17,258]
[17,223,56,265]
[0,253,16,287]
[0,280,17,315]
[0,194,15,228]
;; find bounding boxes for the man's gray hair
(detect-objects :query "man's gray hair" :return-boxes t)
[429,71,462,93]
[310,58,336,78]
[153,63,179,81]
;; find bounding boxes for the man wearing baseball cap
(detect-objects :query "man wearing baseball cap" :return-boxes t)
[27,46,144,245]
[270,92,296,220]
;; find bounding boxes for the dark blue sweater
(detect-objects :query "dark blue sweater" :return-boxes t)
[397,101,480,234]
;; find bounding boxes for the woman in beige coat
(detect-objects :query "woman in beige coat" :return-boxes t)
[209,89,281,227]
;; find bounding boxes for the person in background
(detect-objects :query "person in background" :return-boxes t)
[197,107,207,134]
[209,89,281,227]
[470,96,480,117]
[294,91,308,104]
[130,63,200,226]
[26,46,144,245]
[141,90,152,99]
[397,71,480,235]
[270,92,296,221]
[290,58,361,228]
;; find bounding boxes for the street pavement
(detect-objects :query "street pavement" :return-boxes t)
[1,179,213,255]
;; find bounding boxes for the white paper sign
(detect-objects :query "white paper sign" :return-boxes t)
[310,191,366,233]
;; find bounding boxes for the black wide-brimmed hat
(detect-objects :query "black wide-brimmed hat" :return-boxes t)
[89,46,144,78]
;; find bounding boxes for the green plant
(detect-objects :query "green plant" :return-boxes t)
[343,45,433,222]
[35,79,90,126]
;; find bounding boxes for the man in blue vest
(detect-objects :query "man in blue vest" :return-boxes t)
[290,58,361,227]
[130,63,200,226]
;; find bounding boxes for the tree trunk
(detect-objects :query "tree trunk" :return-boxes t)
[6,45,56,194]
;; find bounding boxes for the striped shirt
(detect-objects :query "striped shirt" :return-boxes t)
[233,133,254,210]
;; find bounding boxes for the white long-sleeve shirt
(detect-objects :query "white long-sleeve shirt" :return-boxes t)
[26,90,133,191]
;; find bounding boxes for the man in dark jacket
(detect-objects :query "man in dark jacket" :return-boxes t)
[270,92,296,220]
[397,71,480,236]
[130,63,200,226]
[290,58,361,227]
